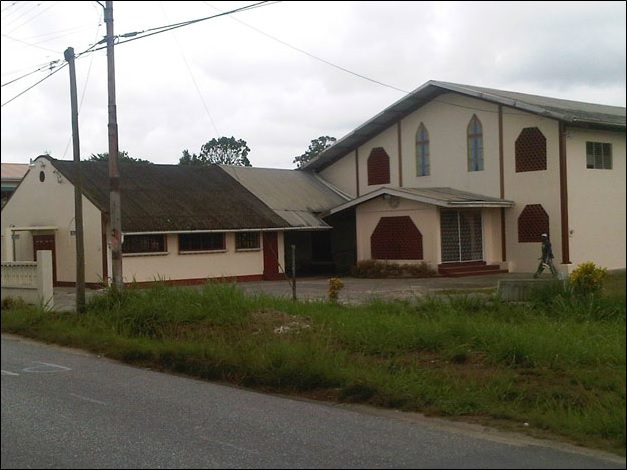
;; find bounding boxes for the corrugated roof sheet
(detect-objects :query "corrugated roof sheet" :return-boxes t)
[1,163,30,181]
[49,158,289,233]
[440,81,626,127]
[397,187,515,206]
[302,80,626,172]
[220,165,350,228]
[323,186,514,217]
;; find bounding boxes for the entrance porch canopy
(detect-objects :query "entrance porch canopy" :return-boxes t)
[321,187,515,217]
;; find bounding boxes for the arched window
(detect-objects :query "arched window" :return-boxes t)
[467,115,484,171]
[416,123,430,176]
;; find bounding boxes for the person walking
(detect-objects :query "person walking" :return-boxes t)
[534,233,558,278]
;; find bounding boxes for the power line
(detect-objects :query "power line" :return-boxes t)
[91,1,277,48]
[1,1,278,104]
[205,2,411,95]
[158,3,220,138]
[1,61,67,107]
[1,60,62,88]
[2,1,411,114]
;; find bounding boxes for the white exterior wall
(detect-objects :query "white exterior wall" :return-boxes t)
[357,126,400,194]
[319,151,357,197]
[355,197,439,267]
[400,94,501,197]
[564,128,626,271]
[1,157,283,286]
[321,92,625,273]
[481,208,505,265]
[0,158,104,284]
[354,198,504,267]
[121,232,270,283]
[321,93,503,199]
[329,93,508,268]
[501,109,564,273]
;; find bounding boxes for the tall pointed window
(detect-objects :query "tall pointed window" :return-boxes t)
[416,123,430,176]
[467,115,484,171]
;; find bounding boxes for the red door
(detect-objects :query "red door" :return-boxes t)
[33,234,57,286]
[262,232,284,280]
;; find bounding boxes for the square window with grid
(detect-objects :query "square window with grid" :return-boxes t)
[586,142,612,170]
[123,234,166,254]
[179,233,225,252]
[236,232,260,250]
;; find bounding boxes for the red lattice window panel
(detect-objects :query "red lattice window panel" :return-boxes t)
[518,204,549,242]
[371,216,423,259]
[367,147,390,185]
[515,127,547,172]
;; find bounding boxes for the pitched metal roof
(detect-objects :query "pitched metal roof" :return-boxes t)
[322,186,514,217]
[1,163,30,181]
[219,165,350,229]
[302,80,626,172]
[48,157,289,233]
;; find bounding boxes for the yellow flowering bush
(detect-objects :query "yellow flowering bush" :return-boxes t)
[328,277,344,302]
[568,262,607,297]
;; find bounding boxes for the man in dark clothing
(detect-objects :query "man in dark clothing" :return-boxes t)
[534,233,558,278]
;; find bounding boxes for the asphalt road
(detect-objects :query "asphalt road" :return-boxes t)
[2,333,624,469]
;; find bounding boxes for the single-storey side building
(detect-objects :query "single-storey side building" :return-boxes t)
[1,162,29,208]
[0,158,346,286]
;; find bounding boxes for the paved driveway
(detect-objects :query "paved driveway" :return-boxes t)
[53,273,535,312]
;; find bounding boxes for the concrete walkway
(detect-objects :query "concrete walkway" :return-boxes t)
[52,272,537,312]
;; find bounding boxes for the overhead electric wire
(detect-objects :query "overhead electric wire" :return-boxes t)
[1,60,62,88]
[158,2,220,138]
[205,2,411,95]
[93,1,277,48]
[1,62,67,107]
[3,1,409,112]
[1,1,277,105]
[61,18,104,158]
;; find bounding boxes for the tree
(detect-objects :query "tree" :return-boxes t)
[179,137,251,166]
[88,151,152,164]
[293,135,337,168]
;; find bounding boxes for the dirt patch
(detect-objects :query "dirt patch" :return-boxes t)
[249,308,312,335]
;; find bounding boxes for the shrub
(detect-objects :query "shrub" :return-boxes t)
[350,260,436,278]
[1,296,29,310]
[328,277,345,302]
[569,262,608,297]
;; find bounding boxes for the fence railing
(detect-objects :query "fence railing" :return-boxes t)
[1,250,54,310]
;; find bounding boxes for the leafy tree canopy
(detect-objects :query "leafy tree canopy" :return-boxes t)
[88,151,152,164]
[293,136,337,168]
[179,136,251,167]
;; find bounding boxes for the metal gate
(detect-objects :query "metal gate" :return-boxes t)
[440,210,483,263]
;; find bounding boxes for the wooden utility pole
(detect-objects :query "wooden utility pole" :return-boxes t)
[105,1,123,290]
[64,46,86,313]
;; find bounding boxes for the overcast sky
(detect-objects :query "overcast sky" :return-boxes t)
[1,1,625,169]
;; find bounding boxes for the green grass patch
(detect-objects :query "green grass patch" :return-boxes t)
[2,273,625,457]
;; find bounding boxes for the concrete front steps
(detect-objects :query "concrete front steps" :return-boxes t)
[438,261,508,277]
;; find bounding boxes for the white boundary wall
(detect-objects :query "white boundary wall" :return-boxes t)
[1,250,54,310]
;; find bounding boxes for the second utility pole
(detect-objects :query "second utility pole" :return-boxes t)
[64,46,86,312]
[105,0,123,291]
